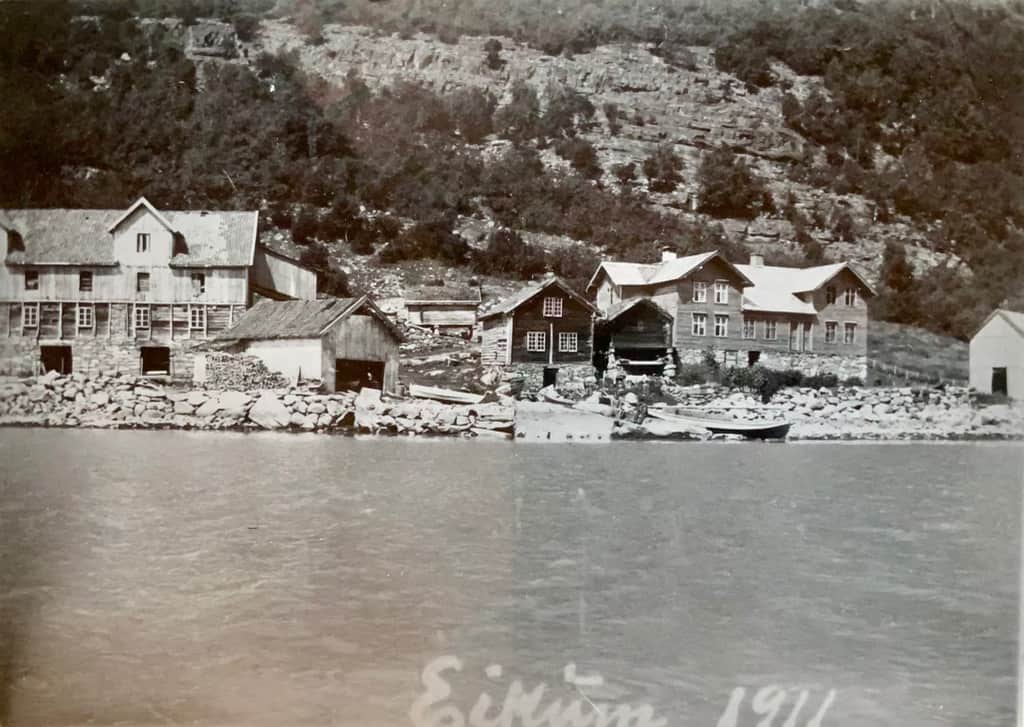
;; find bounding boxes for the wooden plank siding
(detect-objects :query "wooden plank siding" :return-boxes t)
[670,256,748,351]
[509,290,593,365]
[322,311,401,394]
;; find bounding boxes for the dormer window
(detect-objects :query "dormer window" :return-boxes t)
[79,271,93,292]
[24,269,39,290]
[6,229,24,253]
[136,233,150,253]
[137,272,150,293]
[191,272,206,296]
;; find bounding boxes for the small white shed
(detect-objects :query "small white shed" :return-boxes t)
[969,309,1024,399]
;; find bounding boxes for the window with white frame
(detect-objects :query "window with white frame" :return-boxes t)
[22,303,39,328]
[692,281,707,302]
[844,288,857,306]
[558,332,578,353]
[134,305,150,329]
[136,272,150,293]
[691,312,707,336]
[526,331,546,352]
[542,297,563,317]
[825,321,838,343]
[136,233,150,253]
[843,322,857,344]
[190,306,206,330]
[76,304,94,328]
[765,320,777,340]
[191,272,206,296]
[714,314,728,337]
[742,317,756,339]
[79,271,93,292]
[826,286,837,305]
[803,323,813,352]
[714,281,729,304]
[24,269,39,291]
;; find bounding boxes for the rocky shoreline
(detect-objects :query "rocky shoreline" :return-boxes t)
[0,372,1020,442]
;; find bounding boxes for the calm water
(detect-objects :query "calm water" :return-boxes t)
[0,431,1020,727]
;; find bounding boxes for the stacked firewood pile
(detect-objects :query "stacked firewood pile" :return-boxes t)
[202,353,289,391]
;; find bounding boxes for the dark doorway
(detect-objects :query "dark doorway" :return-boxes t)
[748,350,761,367]
[40,345,72,374]
[140,346,170,375]
[992,367,1008,395]
[543,367,558,388]
[335,358,386,392]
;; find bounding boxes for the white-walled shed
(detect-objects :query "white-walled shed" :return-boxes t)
[969,309,1024,399]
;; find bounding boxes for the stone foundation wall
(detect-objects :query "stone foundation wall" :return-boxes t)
[0,337,202,382]
[501,362,597,399]
[674,347,866,380]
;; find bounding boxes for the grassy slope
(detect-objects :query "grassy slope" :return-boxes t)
[867,320,968,384]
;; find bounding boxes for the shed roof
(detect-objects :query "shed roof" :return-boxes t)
[1,198,258,267]
[406,285,482,305]
[972,308,1024,339]
[217,296,402,342]
[480,275,599,320]
[602,297,673,322]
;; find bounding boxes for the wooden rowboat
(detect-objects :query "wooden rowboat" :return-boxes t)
[409,383,485,405]
[646,409,791,440]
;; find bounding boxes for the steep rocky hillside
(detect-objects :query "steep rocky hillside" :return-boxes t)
[247,19,951,279]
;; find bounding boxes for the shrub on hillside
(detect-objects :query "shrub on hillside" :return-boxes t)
[697,145,770,219]
[642,144,684,193]
[555,137,602,179]
[472,228,547,280]
[291,207,320,245]
[378,218,469,265]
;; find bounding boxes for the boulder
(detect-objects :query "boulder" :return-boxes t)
[307,402,327,415]
[248,392,292,430]
[173,400,195,415]
[187,391,209,407]
[317,413,333,429]
[90,391,111,407]
[301,413,318,430]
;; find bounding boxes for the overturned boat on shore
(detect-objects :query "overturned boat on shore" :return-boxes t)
[646,408,791,440]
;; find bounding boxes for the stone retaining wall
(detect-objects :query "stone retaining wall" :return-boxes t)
[0,372,515,438]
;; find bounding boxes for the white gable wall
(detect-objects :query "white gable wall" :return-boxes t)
[112,206,175,264]
[970,314,1024,398]
[242,338,323,384]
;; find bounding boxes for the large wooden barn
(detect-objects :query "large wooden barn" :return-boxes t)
[215,297,402,394]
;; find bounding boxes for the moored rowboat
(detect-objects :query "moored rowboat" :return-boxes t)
[646,408,791,440]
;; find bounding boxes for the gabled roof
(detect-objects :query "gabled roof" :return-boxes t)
[480,275,599,320]
[735,261,876,315]
[107,196,175,234]
[972,308,1024,340]
[587,261,658,290]
[406,285,482,305]
[586,250,752,291]
[602,297,673,322]
[217,296,402,342]
[736,262,877,297]
[1,202,259,267]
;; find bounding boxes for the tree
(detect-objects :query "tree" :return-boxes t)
[299,243,351,297]
[483,38,505,70]
[472,228,547,280]
[642,144,684,193]
[612,161,636,187]
[874,241,919,323]
[493,81,541,144]
[697,146,768,219]
[555,137,601,179]
[292,207,319,245]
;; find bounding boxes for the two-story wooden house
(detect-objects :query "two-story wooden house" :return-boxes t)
[480,276,599,389]
[0,197,316,379]
[587,251,875,379]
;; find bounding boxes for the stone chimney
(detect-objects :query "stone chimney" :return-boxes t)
[750,254,764,267]
[661,250,678,263]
